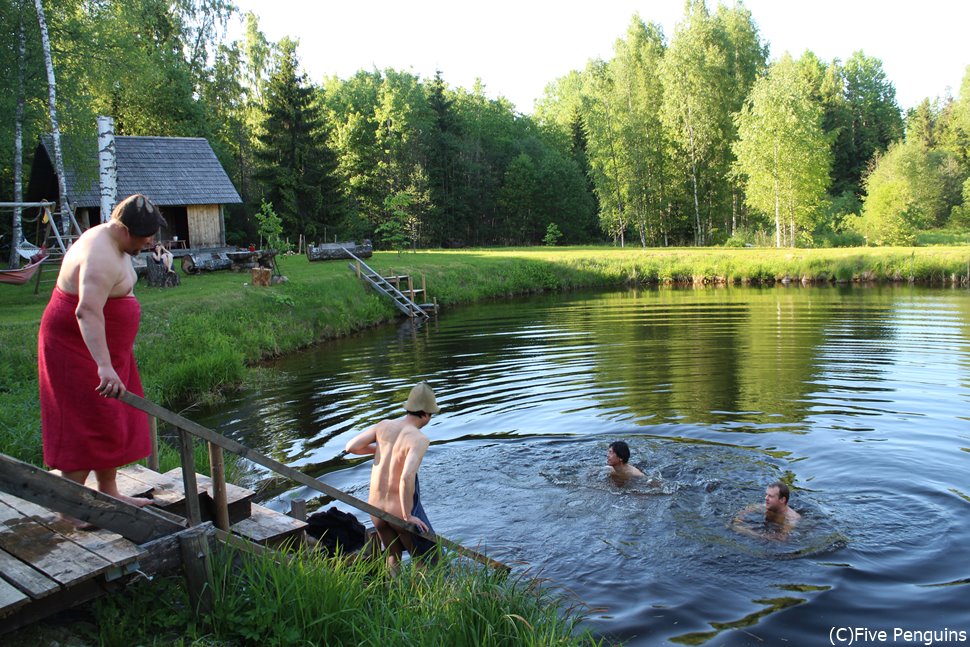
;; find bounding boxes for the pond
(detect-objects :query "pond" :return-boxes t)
[192,285,970,646]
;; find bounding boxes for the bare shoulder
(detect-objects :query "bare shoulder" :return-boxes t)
[374,417,404,441]
[392,426,429,458]
[63,225,130,295]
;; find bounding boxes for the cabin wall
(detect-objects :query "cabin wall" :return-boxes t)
[187,204,222,247]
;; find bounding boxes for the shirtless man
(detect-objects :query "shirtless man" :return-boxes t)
[607,441,645,481]
[732,481,801,540]
[344,382,440,573]
[38,194,166,509]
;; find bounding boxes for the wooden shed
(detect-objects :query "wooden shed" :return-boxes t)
[27,135,242,249]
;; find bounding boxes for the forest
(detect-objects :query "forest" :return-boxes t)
[2,0,969,256]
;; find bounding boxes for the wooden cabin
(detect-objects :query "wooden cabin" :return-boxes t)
[27,135,241,249]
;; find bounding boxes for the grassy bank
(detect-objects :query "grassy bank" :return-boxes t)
[12,546,603,647]
[4,245,970,466]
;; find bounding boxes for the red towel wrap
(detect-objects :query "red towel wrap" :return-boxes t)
[38,287,150,471]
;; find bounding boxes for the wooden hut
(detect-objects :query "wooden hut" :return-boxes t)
[27,135,241,249]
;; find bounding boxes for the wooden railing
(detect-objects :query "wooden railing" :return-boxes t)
[122,392,509,572]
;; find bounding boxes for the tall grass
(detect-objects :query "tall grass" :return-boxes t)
[92,546,604,647]
[918,228,970,246]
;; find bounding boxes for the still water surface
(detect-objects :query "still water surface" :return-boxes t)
[194,286,970,646]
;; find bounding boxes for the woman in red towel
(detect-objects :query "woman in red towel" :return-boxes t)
[38,194,166,508]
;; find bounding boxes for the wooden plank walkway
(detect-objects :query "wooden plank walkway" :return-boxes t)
[0,491,145,625]
[0,456,307,632]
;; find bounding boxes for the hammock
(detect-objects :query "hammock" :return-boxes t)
[0,251,49,286]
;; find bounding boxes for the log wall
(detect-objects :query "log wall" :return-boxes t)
[187,204,222,247]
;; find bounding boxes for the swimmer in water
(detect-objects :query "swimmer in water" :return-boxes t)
[732,481,802,540]
[607,441,645,482]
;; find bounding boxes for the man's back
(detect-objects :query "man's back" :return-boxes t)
[368,418,429,520]
[57,223,138,298]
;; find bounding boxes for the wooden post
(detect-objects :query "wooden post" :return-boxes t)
[421,273,426,298]
[289,498,307,521]
[178,429,202,526]
[147,416,159,471]
[355,259,361,277]
[179,525,214,618]
[208,442,230,532]
[32,257,44,295]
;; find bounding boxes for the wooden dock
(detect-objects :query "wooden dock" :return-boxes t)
[0,457,306,633]
[0,490,145,627]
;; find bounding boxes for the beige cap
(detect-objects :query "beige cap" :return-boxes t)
[403,382,440,414]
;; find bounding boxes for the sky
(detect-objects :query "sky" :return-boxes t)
[229,0,970,114]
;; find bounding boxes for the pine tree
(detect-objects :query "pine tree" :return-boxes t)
[254,39,347,240]
[425,70,463,246]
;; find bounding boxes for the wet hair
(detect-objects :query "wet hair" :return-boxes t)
[112,194,167,237]
[609,441,631,464]
[406,410,430,418]
[769,481,790,502]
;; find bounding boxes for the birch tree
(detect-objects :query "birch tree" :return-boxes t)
[9,2,27,267]
[609,17,668,247]
[714,2,767,236]
[33,0,71,234]
[733,54,831,247]
[660,0,729,245]
[582,60,628,246]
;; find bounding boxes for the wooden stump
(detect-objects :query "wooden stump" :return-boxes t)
[146,258,181,287]
[251,267,271,286]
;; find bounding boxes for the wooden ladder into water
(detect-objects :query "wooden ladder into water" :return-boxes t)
[344,248,435,319]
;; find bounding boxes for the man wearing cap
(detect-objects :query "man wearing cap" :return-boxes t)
[344,382,440,573]
[38,194,167,510]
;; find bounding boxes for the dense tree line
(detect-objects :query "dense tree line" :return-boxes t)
[2,0,969,255]
[537,4,968,247]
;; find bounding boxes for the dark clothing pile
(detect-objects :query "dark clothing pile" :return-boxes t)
[305,507,367,555]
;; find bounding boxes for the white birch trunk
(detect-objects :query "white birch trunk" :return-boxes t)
[774,141,781,248]
[34,0,71,235]
[10,9,26,268]
[97,116,117,222]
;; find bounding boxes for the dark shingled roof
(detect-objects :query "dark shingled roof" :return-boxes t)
[38,135,241,207]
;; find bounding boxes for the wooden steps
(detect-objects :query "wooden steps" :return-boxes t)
[83,465,305,546]
[231,503,307,547]
[344,249,437,319]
